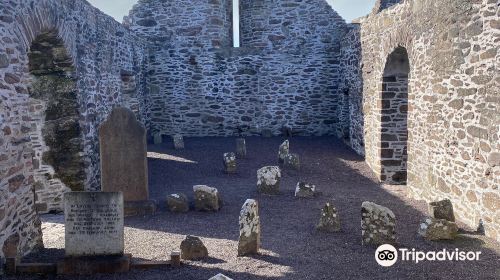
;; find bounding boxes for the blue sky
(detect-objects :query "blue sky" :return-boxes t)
[87,0,376,23]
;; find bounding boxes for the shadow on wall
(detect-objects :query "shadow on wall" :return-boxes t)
[379,46,409,184]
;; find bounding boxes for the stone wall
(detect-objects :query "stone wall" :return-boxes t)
[0,0,149,261]
[127,0,348,137]
[343,0,499,241]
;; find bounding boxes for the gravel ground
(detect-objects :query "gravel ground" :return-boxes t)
[12,136,500,280]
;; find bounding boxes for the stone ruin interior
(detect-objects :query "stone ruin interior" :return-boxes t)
[0,0,498,279]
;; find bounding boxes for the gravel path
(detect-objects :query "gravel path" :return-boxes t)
[15,136,500,280]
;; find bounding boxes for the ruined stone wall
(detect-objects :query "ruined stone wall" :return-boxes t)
[339,24,363,153]
[343,0,499,241]
[128,0,348,137]
[0,0,149,261]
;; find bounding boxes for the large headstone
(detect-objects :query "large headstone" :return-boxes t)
[64,192,124,257]
[99,107,148,202]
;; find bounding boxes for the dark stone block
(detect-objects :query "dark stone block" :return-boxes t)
[57,254,131,275]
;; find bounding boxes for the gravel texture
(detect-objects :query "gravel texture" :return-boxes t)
[13,137,500,280]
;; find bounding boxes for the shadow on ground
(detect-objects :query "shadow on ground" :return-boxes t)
[19,136,500,280]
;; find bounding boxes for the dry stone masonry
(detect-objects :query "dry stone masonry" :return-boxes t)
[1,0,499,262]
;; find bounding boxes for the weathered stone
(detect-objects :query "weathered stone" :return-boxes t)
[361,201,396,246]
[428,199,455,222]
[99,107,149,202]
[209,274,233,280]
[167,193,189,213]
[316,202,341,232]
[173,134,184,149]
[223,152,237,173]
[64,192,124,257]
[236,138,246,158]
[278,140,289,163]
[2,233,20,258]
[180,235,208,260]
[294,182,316,198]
[284,153,300,170]
[0,54,9,68]
[238,199,260,256]
[257,166,281,195]
[193,185,220,211]
[418,218,458,240]
[153,133,162,144]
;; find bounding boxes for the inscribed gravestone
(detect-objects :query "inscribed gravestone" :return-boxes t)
[99,107,148,201]
[64,192,124,257]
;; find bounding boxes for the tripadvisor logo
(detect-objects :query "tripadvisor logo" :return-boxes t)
[375,244,482,267]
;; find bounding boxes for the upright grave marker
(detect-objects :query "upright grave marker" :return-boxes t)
[59,192,130,274]
[64,192,124,256]
[99,107,155,216]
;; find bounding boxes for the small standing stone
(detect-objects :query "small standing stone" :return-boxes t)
[223,152,237,174]
[361,201,396,246]
[428,199,455,222]
[153,133,162,144]
[284,153,300,170]
[316,202,341,232]
[209,274,233,280]
[257,166,281,195]
[418,218,459,240]
[295,182,316,198]
[194,185,221,211]
[173,134,184,149]
[180,235,208,260]
[167,193,189,213]
[278,140,289,163]
[238,199,260,256]
[236,138,246,158]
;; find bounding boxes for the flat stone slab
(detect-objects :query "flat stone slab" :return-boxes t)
[64,192,124,257]
[99,107,148,202]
